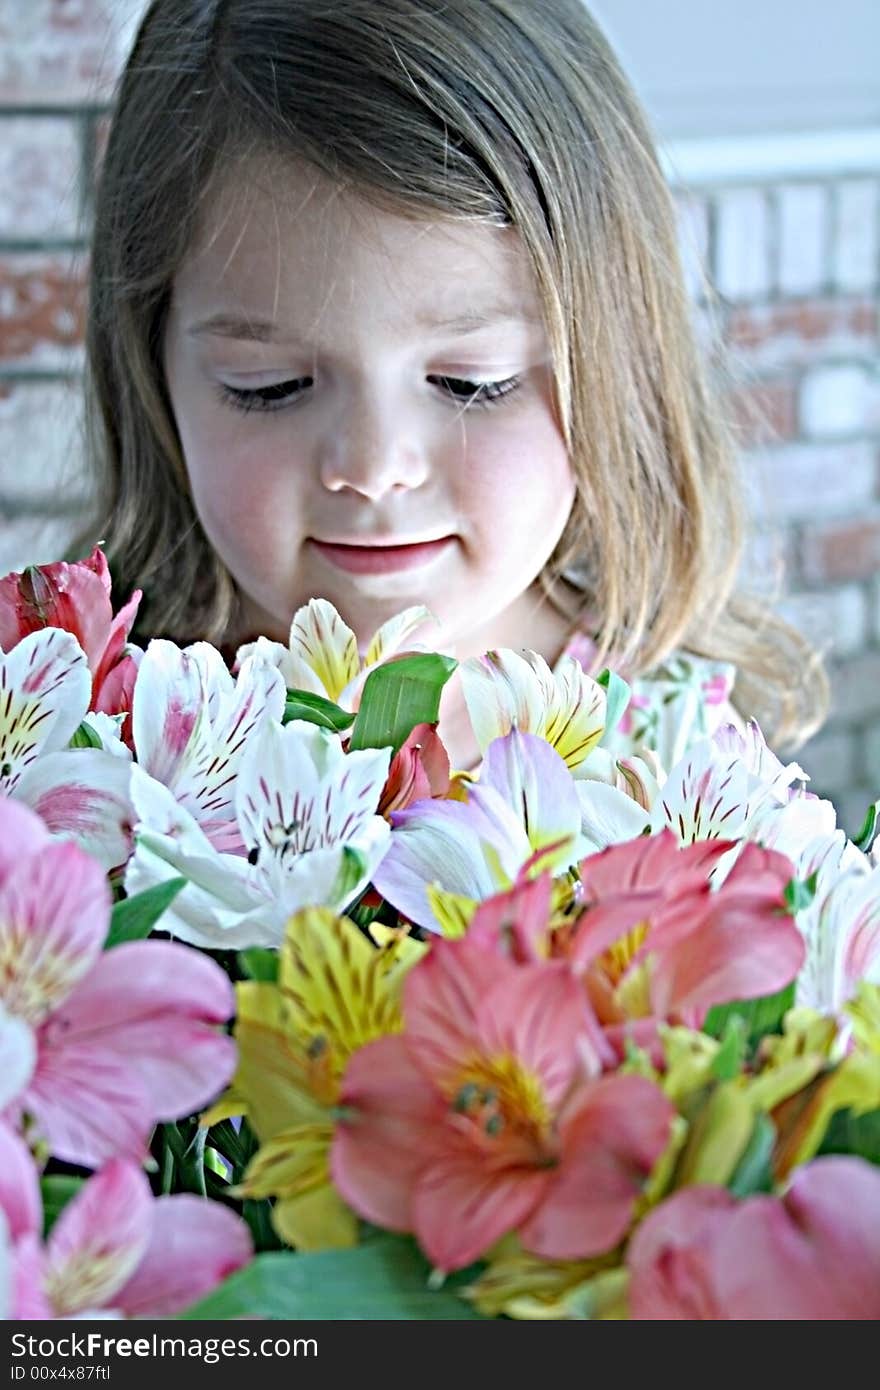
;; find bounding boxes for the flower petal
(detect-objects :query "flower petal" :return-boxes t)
[111,1193,253,1318]
[288,599,359,703]
[0,1003,36,1110]
[414,1149,550,1272]
[0,839,111,1025]
[15,748,133,871]
[25,1047,152,1167]
[332,1034,446,1233]
[481,729,582,865]
[478,962,607,1098]
[520,1074,675,1260]
[45,1160,152,1316]
[0,1120,41,1241]
[48,940,236,1122]
[0,629,91,794]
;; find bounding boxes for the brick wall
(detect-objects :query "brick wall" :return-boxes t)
[1,3,879,829]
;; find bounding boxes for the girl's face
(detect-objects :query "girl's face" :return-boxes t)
[164,162,576,660]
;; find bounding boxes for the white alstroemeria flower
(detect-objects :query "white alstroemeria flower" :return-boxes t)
[576,722,791,858]
[132,638,286,854]
[235,598,437,711]
[1,629,132,869]
[790,830,880,1015]
[459,648,606,772]
[373,729,587,931]
[126,720,392,949]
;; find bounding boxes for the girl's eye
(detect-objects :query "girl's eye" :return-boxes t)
[217,377,313,413]
[428,375,521,406]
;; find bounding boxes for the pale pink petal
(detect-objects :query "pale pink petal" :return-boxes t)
[477,962,606,1100]
[372,792,517,929]
[332,1035,447,1233]
[44,941,236,1121]
[0,1121,41,1240]
[24,1045,151,1167]
[467,874,554,961]
[520,1075,675,1260]
[650,891,805,1021]
[403,939,518,1086]
[578,831,728,902]
[132,640,207,788]
[0,630,91,796]
[45,1161,152,1316]
[15,748,134,872]
[414,1149,550,1272]
[112,1194,253,1318]
[481,730,581,862]
[0,797,51,883]
[717,1158,880,1320]
[0,840,110,1025]
[627,1186,735,1320]
[12,1234,53,1319]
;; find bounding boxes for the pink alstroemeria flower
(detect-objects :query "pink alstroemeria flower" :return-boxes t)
[331,938,674,1271]
[628,1157,880,1320]
[569,831,803,1047]
[0,796,236,1167]
[0,1124,252,1319]
[378,722,451,817]
[0,547,142,739]
[466,831,803,1055]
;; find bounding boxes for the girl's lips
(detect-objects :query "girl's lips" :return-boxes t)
[308,537,454,574]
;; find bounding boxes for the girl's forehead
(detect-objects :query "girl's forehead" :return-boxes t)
[176,160,541,328]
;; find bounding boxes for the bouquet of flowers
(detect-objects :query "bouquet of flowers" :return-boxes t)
[1,548,878,1320]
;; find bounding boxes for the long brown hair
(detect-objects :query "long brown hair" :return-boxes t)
[84,0,826,745]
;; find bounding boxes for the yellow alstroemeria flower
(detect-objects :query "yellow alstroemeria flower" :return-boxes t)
[459,647,606,773]
[206,907,424,1251]
[238,598,437,710]
[465,1235,628,1320]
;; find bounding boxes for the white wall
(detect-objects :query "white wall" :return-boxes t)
[588,0,880,140]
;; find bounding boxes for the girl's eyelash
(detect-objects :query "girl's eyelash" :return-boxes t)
[216,374,521,414]
[216,378,313,414]
[427,374,522,406]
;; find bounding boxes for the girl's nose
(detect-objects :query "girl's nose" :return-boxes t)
[318,396,431,500]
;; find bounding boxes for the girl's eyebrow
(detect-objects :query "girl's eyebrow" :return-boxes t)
[187,304,540,342]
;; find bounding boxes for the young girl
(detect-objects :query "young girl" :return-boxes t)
[83,0,825,771]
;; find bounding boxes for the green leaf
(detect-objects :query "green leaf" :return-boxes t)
[177,1233,485,1320]
[104,878,187,948]
[69,720,103,750]
[283,689,356,733]
[237,948,279,983]
[784,872,819,915]
[710,1016,748,1080]
[704,983,796,1049]
[41,1176,85,1236]
[853,801,880,854]
[348,653,457,756]
[596,668,631,740]
[817,1106,880,1165]
[728,1114,775,1196]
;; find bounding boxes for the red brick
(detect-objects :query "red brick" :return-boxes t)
[801,515,880,584]
[725,298,878,371]
[0,116,81,239]
[0,254,87,367]
[0,1,148,106]
[725,378,797,447]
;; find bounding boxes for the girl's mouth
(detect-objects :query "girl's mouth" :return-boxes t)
[308,537,454,575]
